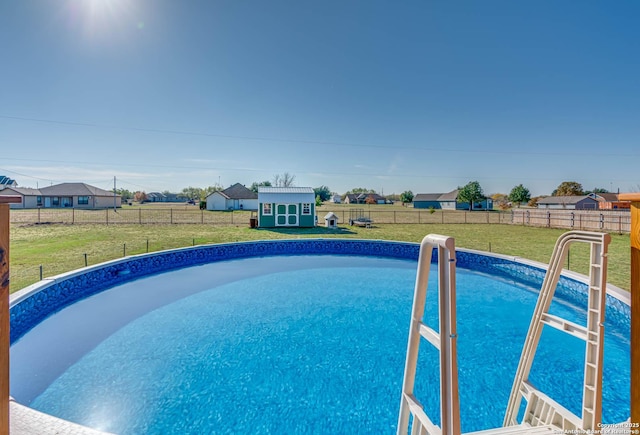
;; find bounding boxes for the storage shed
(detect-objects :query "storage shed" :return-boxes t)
[257,187,316,228]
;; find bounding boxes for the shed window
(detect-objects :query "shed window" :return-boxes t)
[302,203,311,215]
[263,203,272,215]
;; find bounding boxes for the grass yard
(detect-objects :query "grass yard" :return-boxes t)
[8,222,631,293]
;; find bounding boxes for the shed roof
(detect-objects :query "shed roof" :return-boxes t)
[259,187,314,194]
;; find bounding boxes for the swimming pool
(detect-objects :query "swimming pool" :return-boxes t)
[9,239,631,434]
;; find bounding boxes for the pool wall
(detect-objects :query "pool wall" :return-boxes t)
[10,238,631,344]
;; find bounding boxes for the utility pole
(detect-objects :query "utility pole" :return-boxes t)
[113,176,117,211]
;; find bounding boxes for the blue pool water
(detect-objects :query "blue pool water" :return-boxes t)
[10,255,630,434]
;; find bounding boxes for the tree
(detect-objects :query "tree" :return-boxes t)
[203,185,222,197]
[400,190,414,204]
[585,187,610,194]
[273,172,296,187]
[314,185,332,202]
[508,184,531,208]
[181,186,204,201]
[250,181,272,193]
[315,195,322,207]
[365,195,377,205]
[552,181,583,196]
[134,191,148,203]
[491,193,510,210]
[345,187,376,195]
[115,188,133,200]
[528,196,545,207]
[457,181,485,211]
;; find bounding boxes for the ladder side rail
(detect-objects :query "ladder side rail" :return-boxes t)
[398,240,436,434]
[503,231,578,425]
[581,234,610,430]
[438,238,461,435]
[398,235,460,435]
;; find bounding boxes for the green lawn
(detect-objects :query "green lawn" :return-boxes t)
[8,222,631,293]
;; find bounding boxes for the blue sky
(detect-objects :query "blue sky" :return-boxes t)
[1,0,638,197]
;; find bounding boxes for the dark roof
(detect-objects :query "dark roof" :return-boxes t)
[414,193,443,202]
[593,193,619,202]
[39,183,116,197]
[354,193,385,201]
[221,183,257,200]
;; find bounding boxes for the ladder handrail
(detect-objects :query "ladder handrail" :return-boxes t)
[503,230,611,430]
[397,234,461,435]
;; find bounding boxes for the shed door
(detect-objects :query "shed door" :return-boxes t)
[276,204,298,226]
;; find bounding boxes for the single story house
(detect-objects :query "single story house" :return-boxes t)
[593,193,631,210]
[343,193,387,205]
[206,183,258,211]
[257,187,316,228]
[331,194,341,204]
[147,192,184,203]
[537,195,599,210]
[413,190,493,210]
[0,183,122,209]
[0,187,42,209]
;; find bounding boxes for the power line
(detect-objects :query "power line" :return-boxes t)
[1,114,637,157]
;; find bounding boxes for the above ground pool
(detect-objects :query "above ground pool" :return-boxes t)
[9,239,631,434]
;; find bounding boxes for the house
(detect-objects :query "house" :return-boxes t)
[593,193,631,210]
[0,176,17,189]
[0,183,122,209]
[343,193,387,205]
[413,193,445,209]
[331,194,341,204]
[413,189,493,210]
[537,195,599,210]
[0,187,42,208]
[257,187,316,228]
[147,192,184,203]
[206,183,258,211]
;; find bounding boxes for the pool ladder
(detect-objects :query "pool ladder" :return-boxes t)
[397,231,611,435]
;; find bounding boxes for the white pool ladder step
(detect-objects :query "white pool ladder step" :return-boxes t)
[503,230,611,432]
[397,234,460,435]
